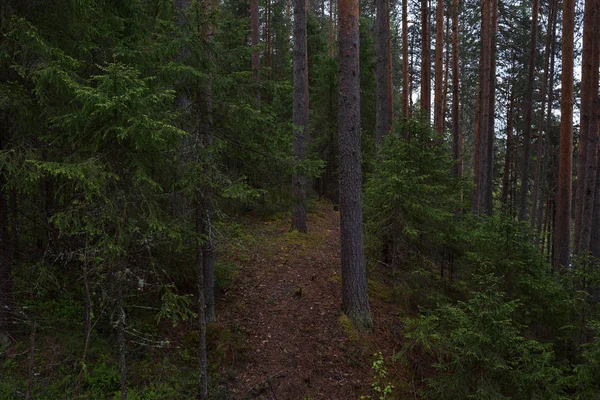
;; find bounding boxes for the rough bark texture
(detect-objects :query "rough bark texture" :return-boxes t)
[554,0,575,269]
[574,0,599,254]
[442,19,450,127]
[518,0,540,222]
[591,0,600,259]
[292,0,309,233]
[536,10,558,235]
[502,94,514,206]
[402,0,409,118]
[420,0,431,121]
[474,0,495,215]
[200,0,216,324]
[251,0,261,107]
[265,0,272,84]
[117,271,127,400]
[376,0,391,155]
[338,0,373,330]
[531,0,557,230]
[433,0,444,135]
[196,196,208,399]
[451,0,460,178]
[0,114,13,333]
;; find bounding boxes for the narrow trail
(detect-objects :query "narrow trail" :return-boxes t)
[217,201,406,399]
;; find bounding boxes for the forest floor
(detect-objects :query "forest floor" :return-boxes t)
[214,200,411,399]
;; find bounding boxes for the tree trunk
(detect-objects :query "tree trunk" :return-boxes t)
[402,0,409,118]
[536,9,559,235]
[409,29,414,118]
[200,0,216,324]
[451,0,460,178]
[376,0,392,155]
[0,115,13,333]
[442,18,450,128]
[195,196,208,399]
[554,0,575,269]
[338,0,373,330]
[518,0,540,221]
[574,0,600,254]
[485,0,497,214]
[502,93,514,206]
[118,270,127,400]
[420,0,431,121]
[251,0,261,107]
[433,0,444,135]
[292,0,310,232]
[531,0,558,229]
[474,0,495,215]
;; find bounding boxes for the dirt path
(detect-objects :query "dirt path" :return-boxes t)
[217,201,406,399]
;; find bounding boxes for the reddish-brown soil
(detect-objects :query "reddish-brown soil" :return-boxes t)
[216,201,409,399]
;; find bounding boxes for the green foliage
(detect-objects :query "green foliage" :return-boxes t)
[361,352,394,400]
[572,321,600,399]
[403,272,566,400]
[364,120,465,269]
[156,285,196,327]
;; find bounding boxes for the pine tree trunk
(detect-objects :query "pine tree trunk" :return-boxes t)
[502,93,514,206]
[195,196,208,399]
[485,0,497,214]
[420,0,431,121]
[292,0,309,233]
[118,270,127,400]
[0,116,13,333]
[574,0,599,254]
[536,11,558,235]
[554,0,575,269]
[451,0,460,178]
[433,0,444,135]
[518,0,540,221]
[338,0,373,330]
[475,0,494,215]
[201,0,216,324]
[402,0,409,119]
[531,0,557,229]
[376,0,391,155]
[409,30,414,119]
[266,0,272,85]
[251,0,261,107]
[586,0,600,258]
[442,18,450,128]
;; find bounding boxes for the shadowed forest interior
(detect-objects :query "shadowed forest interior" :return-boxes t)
[1,0,600,398]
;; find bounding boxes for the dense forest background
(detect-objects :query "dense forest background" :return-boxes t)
[1,0,600,398]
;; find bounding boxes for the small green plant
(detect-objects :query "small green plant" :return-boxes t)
[361,352,394,400]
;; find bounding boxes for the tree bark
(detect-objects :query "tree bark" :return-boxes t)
[420,0,431,121]
[554,0,575,269]
[474,0,495,215]
[338,0,373,330]
[451,0,460,178]
[587,0,600,258]
[518,0,540,221]
[201,0,216,324]
[376,0,392,155]
[251,0,261,107]
[196,195,208,399]
[502,93,514,206]
[118,270,127,400]
[536,9,559,235]
[292,0,310,232]
[574,0,599,254]
[433,0,444,135]
[402,0,409,119]
[0,114,13,333]
[531,0,558,229]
